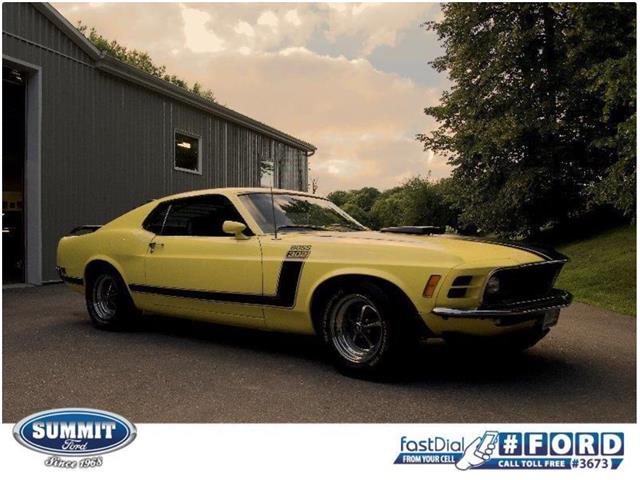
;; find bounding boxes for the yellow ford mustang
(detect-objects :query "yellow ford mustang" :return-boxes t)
[57,188,572,375]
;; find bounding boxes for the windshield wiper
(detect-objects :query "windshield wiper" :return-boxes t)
[276,224,328,232]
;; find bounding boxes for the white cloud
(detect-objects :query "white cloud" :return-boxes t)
[234,20,255,38]
[278,46,311,57]
[323,3,440,55]
[55,2,186,52]
[180,5,225,53]
[284,9,302,27]
[352,3,373,16]
[257,10,279,29]
[327,4,347,13]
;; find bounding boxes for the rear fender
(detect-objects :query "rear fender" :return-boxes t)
[84,255,130,291]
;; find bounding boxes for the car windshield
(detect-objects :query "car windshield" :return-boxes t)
[239,193,368,234]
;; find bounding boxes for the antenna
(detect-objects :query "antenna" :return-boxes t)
[270,184,278,240]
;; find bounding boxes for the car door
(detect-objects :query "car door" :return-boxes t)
[140,194,264,328]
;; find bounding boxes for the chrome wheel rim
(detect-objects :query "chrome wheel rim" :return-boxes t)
[330,294,384,363]
[92,275,118,320]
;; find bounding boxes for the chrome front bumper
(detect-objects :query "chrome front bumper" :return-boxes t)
[432,289,573,318]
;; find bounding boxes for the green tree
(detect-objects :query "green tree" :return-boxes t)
[329,178,460,230]
[350,187,381,211]
[340,202,369,226]
[77,22,216,103]
[327,190,352,207]
[418,3,636,237]
[369,189,404,229]
[327,187,381,226]
[574,4,637,217]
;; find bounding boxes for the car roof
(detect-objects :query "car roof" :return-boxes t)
[153,187,327,203]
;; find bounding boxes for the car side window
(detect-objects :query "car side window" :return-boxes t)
[142,203,170,234]
[159,195,249,237]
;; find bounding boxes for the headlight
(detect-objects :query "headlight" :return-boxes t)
[485,276,500,295]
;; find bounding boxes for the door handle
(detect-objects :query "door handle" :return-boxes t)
[149,241,165,252]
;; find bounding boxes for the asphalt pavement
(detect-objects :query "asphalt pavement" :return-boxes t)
[2,284,636,423]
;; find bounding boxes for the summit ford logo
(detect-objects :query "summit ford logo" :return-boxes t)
[13,408,136,457]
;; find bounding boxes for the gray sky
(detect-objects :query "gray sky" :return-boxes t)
[54,2,450,194]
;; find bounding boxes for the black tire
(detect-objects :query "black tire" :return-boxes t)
[85,267,139,330]
[320,282,412,377]
[444,329,549,356]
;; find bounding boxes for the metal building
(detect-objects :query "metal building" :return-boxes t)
[2,2,316,285]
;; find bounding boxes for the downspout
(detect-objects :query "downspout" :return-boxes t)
[304,149,316,192]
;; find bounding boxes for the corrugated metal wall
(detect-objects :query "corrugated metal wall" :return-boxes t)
[3,2,310,282]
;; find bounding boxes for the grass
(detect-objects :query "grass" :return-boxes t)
[555,225,636,316]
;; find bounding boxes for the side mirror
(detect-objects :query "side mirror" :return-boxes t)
[222,220,249,240]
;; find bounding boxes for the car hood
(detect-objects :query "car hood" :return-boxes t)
[277,230,552,267]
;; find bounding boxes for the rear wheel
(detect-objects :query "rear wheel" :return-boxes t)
[85,268,138,330]
[321,283,411,376]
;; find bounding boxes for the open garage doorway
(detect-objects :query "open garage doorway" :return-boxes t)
[3,57,41,285]
[3,66,26,284]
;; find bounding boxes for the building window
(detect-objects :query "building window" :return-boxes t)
[174,131,201,174]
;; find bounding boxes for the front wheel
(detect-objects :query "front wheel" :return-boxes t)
[86,269,138,330]
[321,283,410,377]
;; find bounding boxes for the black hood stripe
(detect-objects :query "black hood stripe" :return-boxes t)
[457,236,568,262]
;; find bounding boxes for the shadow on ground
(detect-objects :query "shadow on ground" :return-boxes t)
[132,313,578,386]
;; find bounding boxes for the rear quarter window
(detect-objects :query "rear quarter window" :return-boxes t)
[142,203,170,234]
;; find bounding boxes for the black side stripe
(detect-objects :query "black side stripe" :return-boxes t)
[129,259,305,308]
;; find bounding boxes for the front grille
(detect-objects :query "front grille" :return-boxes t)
[482,261,565,307]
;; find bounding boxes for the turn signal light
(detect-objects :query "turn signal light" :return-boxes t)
[423,275,441,298]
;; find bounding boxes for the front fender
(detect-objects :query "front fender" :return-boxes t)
[301,265,448,317]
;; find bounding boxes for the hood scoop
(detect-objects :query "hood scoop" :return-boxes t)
[380,226,445,235]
